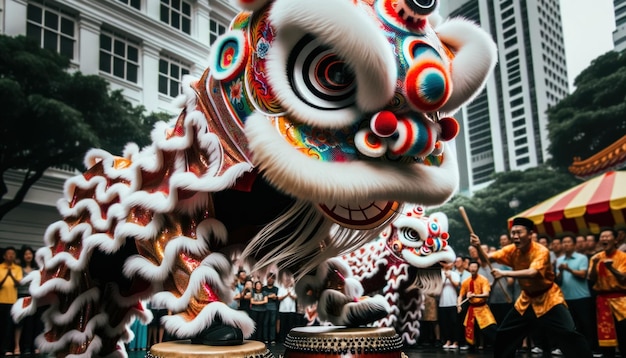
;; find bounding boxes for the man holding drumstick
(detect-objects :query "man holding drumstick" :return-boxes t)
[469,217,592,358]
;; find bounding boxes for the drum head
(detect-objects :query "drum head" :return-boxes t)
[146,340,274,358]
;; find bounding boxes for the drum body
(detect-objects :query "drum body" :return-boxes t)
[283,326,403,358]
[145,340,274,358]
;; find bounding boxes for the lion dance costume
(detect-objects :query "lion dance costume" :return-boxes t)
[299,205,454,345]
[12,0,496,356]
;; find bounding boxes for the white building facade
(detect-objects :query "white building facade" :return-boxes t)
[615,0,626,52]
[439,0,569,194]
[0,0,238,249]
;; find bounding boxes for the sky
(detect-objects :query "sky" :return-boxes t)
[560,0,616,90]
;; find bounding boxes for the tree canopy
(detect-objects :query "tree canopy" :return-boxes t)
[430,166,579,254]
[547,50,626,170]
[0,35,169,220]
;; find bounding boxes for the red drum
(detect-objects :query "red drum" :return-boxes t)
[146,340,274,358]
[283,326,403,358]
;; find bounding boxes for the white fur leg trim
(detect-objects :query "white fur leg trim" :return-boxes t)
[318,291,390,326]
[343,277,364,299]
[294,275,323,307]
[161,302,255,339]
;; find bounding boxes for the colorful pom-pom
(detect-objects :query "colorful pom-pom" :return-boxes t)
[370,111,398,138]
[439,117,459,141]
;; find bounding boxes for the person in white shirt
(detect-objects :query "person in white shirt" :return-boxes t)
[438,262,460,349]
[277,274,298,343]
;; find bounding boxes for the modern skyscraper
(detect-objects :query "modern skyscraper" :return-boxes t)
[615,0,626,52]
[0,0,238,248]
[439,0,569,194]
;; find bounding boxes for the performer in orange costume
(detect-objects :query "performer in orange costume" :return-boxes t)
[457,260,496,349]
[588,227,626,358]
[470,217,592,358]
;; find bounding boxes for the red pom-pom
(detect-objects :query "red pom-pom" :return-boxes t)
[439,117,459,141]
[426,237,434,247]
[371,111,398,137]
[441,232,450,240]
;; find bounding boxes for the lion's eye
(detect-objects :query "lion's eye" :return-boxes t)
[400,227,421,242]
[287,35,357,110]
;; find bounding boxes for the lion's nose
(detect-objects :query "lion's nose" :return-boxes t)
[354,111,459,158]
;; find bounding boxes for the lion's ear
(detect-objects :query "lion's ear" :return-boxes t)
[231,0,271,11]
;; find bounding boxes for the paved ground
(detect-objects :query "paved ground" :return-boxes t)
[130,343,499,357]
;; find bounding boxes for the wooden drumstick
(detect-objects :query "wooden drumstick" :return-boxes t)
[459,206,475,234]
[458,207,513,303]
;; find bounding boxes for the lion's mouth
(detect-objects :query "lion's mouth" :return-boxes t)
[318,201,400,230]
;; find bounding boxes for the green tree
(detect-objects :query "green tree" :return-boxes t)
[0,35,168,220]
[430,166,579,254]
[547,51,626,170]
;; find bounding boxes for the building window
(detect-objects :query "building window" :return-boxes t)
[516,156,530,166]
[160,0,191,34]
[117,0,141,10]
[159,56,190,97]
[99,31,139,83]
[26,1,76,59]
[210,19,226,45]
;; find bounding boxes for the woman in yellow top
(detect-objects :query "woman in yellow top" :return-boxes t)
[470,217,592,358]
[457,260,496,348]
[0,247,22,355]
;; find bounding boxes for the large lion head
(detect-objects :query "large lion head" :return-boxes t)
[204,0,496,231]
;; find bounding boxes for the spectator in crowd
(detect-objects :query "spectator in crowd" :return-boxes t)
[537,235,549,249]
[555,233,598,356]
[453,255,471,283]
[15,246,40,355]
[238,279,253,314]
[470,217,592,358]
[616,225,626,252]
[236,269,247,291]
[489,235,514,326]
[127,300,148,351]
[438,261,460,349]
[576,235,588,254]
[263,273,279,345]
[550,237,564,269]
[250,280,267,342]
[588,227,626,358]
[277,273,297,343]
[458,260,497,351]
[147,299,168,347]
[418,294,440,348]
[0,247,22,356]
[586,234,601,258]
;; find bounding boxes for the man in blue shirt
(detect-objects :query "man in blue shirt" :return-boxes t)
[556,233,597,356]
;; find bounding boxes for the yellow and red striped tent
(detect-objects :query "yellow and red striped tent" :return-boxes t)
[508,171,626,236]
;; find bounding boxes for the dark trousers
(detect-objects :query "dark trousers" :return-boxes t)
[494,304,592,358]
[489,302,513,327]
[567,297,597,351]
[0,304,15,354]
[249,310,266,341]
[278,312,298,342]
[263,309,277,343]
[437,306,457,343]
